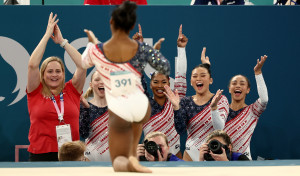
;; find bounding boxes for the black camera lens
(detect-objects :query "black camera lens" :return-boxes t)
[204,139,227,161]
[142,139,162,161]
[204,139,230,161]
[145,141,159,155]
[208,139,223,154]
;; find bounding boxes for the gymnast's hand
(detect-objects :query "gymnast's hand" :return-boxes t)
[132,24,143,42]
[177,24,188,48]
[254,55,267,75]
[210,89,223,111]
[164,85,180,110]
[153,38,165,50]
[201,47,210,65]
[84,29,99,44]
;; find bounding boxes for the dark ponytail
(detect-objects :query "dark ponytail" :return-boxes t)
[111,1,137,33]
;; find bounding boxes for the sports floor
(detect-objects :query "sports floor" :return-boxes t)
[1,160,300,176]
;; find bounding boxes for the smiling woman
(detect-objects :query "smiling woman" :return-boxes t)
[142,71,183,158]
[141,25,188,160]
[164,47,229,161]
[79,71,110,161]
[26,12,86,161]
[224,55,268,160]
[39,57,66,97]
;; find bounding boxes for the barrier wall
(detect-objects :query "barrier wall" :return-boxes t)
[0,5,299,161]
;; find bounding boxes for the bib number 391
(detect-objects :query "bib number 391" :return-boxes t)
[110,71,136,96]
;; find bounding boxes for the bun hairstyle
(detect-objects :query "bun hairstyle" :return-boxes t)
[192,63,212,77]
[150,71,170,81]
[111,1,137,33]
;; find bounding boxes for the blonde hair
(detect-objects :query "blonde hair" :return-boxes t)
[58,141,86,161]
[40,57,65,97]
[144,131,169,146]
[205,130,232,146]
[83,72,97,99]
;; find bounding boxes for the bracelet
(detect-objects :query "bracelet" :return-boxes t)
[60,39,68,48]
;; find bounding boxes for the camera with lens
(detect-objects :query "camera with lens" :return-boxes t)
[203,139,230,161]
[139,139,162,161]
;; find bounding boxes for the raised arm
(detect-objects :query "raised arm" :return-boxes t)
[164,85,188,134]
[81,29,99,70]
[254,55,268,105]
[27,12,58,93]
[133,24,165,51]
[175,25,188,98]
[210,90,229,130]
[143,44,170,76]
[132,23,171,75]
[201,47,210,65]
[177,24,188,48]
[51,24,87,94]
[132,24,143,43]
[153,38,165,51]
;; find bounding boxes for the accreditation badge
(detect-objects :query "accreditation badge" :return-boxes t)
[56,124,72,149]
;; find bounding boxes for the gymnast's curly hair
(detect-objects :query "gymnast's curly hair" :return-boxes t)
[111,1,137,33]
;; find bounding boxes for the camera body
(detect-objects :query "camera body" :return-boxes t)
[203,139,230,161]
[139,139,162,161]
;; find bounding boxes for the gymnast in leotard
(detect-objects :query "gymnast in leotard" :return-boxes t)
[82,1,170,172]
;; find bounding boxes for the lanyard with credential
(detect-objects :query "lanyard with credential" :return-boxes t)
[50,92,64,123]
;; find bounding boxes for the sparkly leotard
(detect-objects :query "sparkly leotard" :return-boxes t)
[82,42,170,122]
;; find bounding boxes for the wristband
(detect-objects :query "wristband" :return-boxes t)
[60,39,68,48]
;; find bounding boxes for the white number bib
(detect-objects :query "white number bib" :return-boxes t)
[110,71,136,96]
[56,124,72,149]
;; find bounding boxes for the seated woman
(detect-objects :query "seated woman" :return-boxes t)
[199,130,249,161]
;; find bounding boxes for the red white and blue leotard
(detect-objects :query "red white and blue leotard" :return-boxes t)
[82,42,170,122]
[225,74,268,160]
[174,95,229,161]
[142,47,187,155]
[80,103,110,161]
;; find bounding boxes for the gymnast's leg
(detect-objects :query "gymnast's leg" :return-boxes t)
[108,103,151,173]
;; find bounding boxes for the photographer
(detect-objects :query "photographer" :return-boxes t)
[137,131,183,161]
[199,130,249,161]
